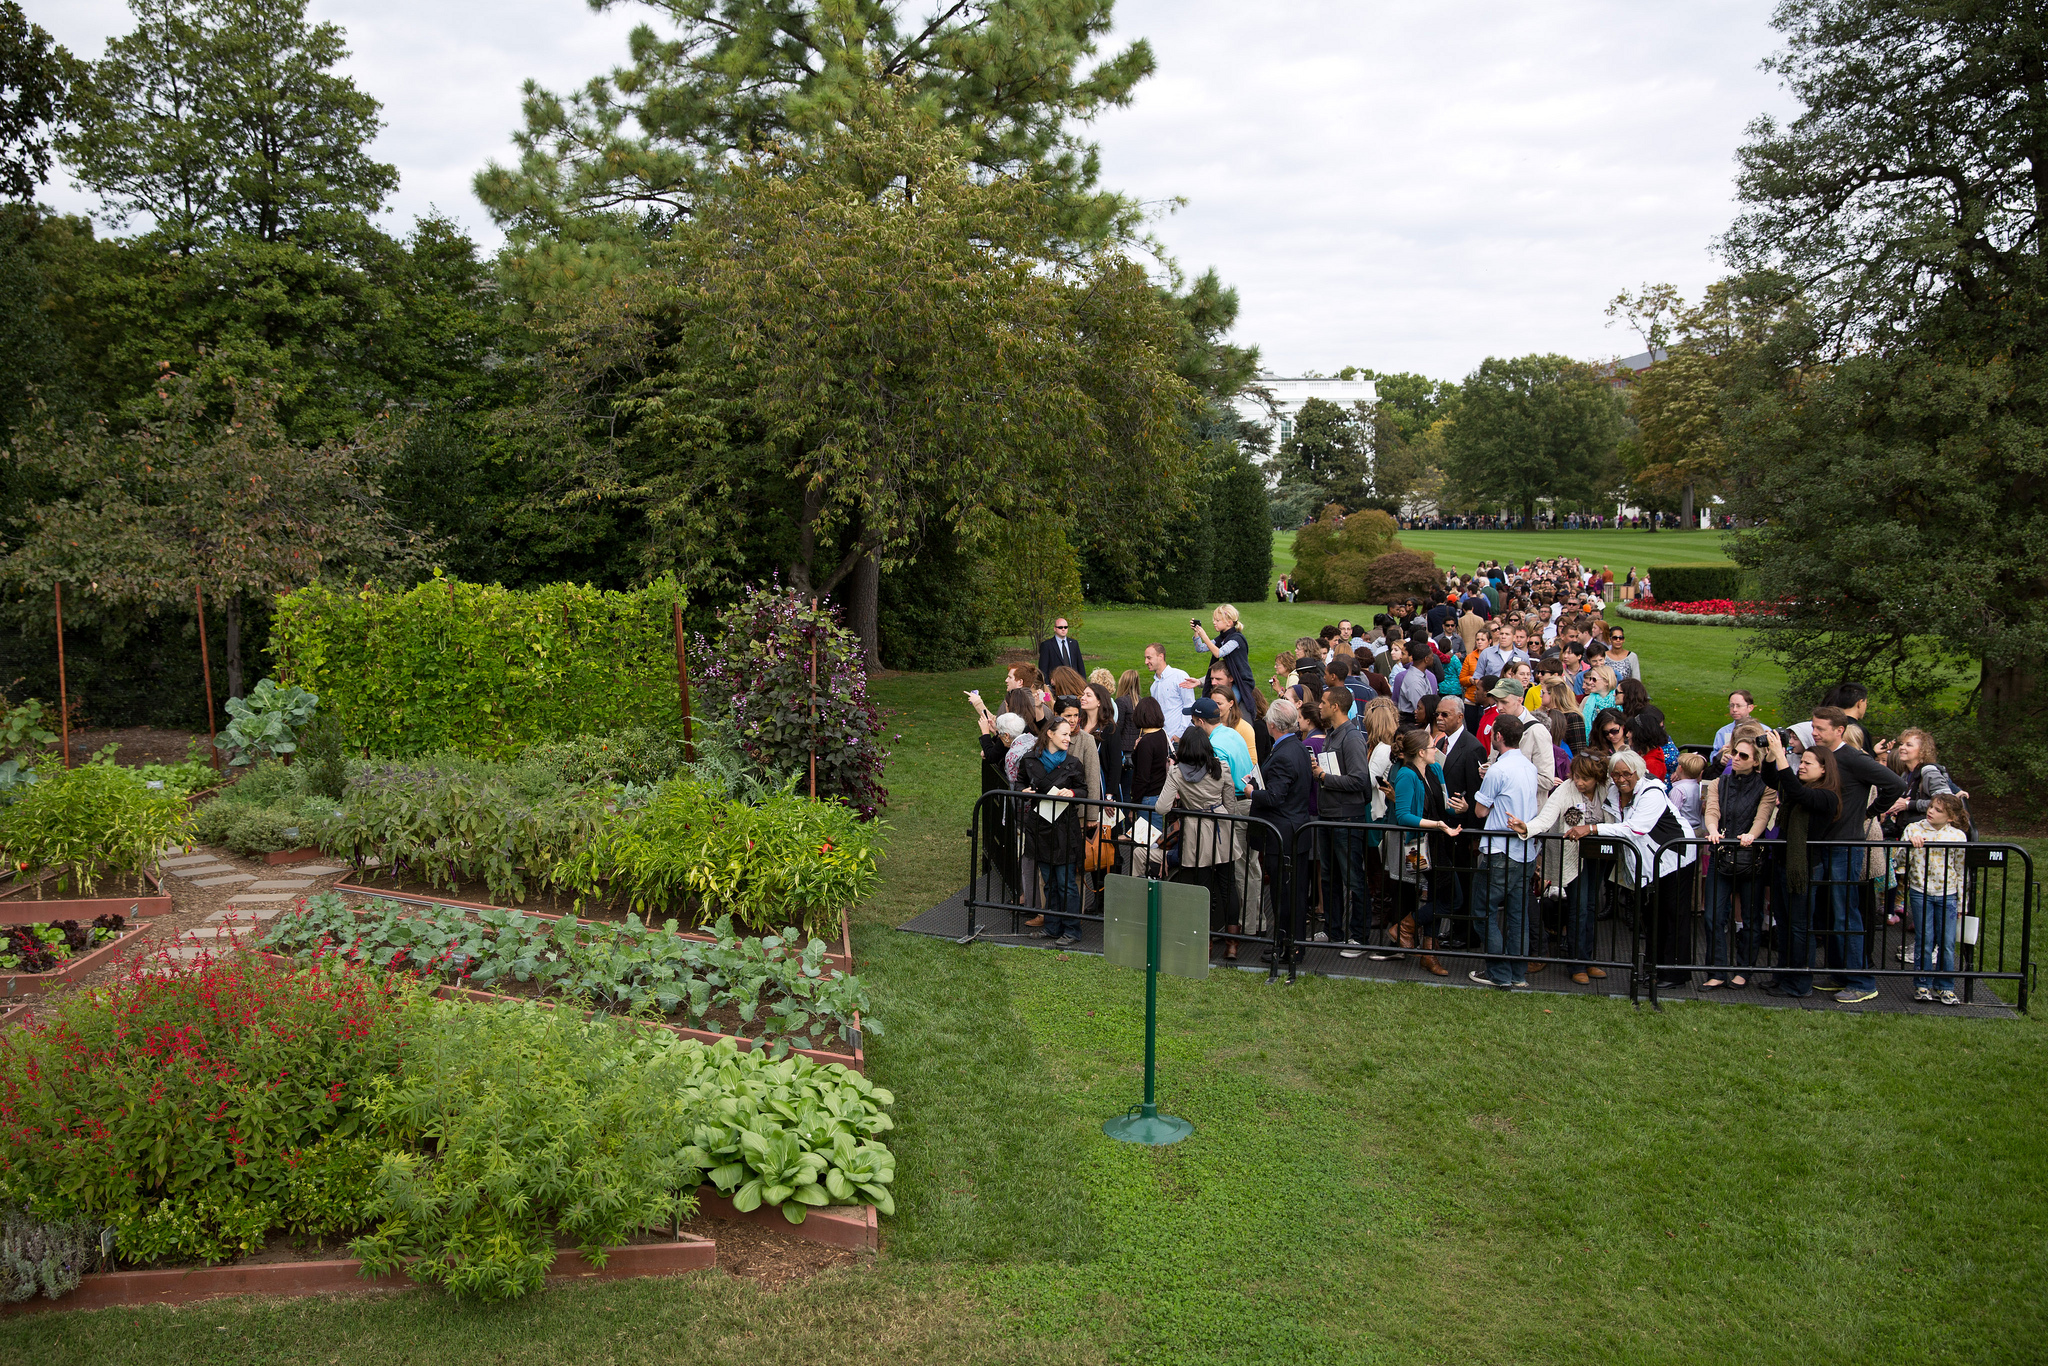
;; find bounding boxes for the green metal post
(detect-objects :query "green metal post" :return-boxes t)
[1103,877,1193,1146]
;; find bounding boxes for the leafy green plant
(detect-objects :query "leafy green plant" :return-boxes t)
[559,780,881,937]
[2,1207,104,1303]
[524,727,690,788]
[133,758,218,796]
[261,896,875,1053]
[681,1048,896,1222]
[187,760,337,855]
[0,761,192,894]
[216,678,319,767]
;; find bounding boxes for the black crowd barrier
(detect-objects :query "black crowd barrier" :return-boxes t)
[1286,818,1648,997]
[1647,836,2035,1010]
[966,789,1292,971]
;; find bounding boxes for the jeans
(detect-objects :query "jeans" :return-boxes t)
[1819,845,1871,990]
[1704,865,1763,970]
[1323,827,1370,942]
[1565,871,1601,967]
[1480,853,1534,985]
[1909,889,1958,993]
[1043,860,1084,941]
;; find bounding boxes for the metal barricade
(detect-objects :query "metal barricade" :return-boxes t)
[1286,818,1648,998]
[1650,836,2034,1010]
[965,789,1294,974]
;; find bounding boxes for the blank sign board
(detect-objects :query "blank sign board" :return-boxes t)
[1102,873,1210,979]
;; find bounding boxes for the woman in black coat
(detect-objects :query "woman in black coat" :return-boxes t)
[1761,728,1842,1000]
[1022,716,1090,947]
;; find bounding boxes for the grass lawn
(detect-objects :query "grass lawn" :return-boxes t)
[1273,528,1734,578]
[7,617,2045,1364]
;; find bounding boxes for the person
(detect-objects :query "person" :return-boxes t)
[1462,628,1490,700]
[1193,605,1258,722]
[1127,697,1173,810]
[1700,736,1776,989]
[1080,682,1122,808]
[1669,751,1706,832]
[1579,747,1696,991]
[1759,726,1841,999]
[1292,637,1327,701]
[1894,792,1970,1006]
[1514,752,1616,984]
[1004,687,1044,745]
[1712,690,1758,764]
[1050,693,1104,802]
[1021,716,1089,947]
[1189,697,1254,794]
[1223,695,1261,762]
[1579,665,1620,740]
[1385,726,1458,975]
[1811,704,1907,1003]
[1458,598,1485,653]
[1622,566,1637,603]
[1393,639,1434,715]
[1541,680,1587,752]
[1153,727,1244,959]
[1486,677,1557,794]
[1038,618,1083,682]
[1606,626,1640,683]
[1311,685,1375,956]
[1467,714,1543,989]
[1144,643,1196,741]
[1625,709,1676,779]
[1276,572,1297,603]
[1249,697,1316,957]
[1879,727,1958,839]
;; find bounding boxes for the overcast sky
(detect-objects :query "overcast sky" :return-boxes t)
[36,0,1796,381]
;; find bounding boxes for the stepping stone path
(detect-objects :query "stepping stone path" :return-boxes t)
[289,865,347,877]
[191,873,255,887]
[222,893,300,908]
[161,854,220,869]
[166,863,237,879]
[247,880,315,892]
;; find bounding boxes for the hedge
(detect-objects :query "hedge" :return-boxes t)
[271,576,689,757]
[1646,563,1742,603]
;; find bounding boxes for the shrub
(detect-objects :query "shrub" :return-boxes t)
[523,727,690,788]
[133,757,219,796]
[0,761,191,894]
[188,760,340,855]
[558,780,882,937]
[877,525,996,670]
[1646,563,1742,603]
[2,1207,102,1303]
[1209,451,1276,604]
[262,896,874,1053]
[695,588,887,817]
[1290,505,1400,601]
[1363,549,1444,605]
[0,954,422,1266]
[271,576,691,758]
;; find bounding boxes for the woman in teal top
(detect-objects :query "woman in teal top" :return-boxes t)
[1386,728,1460,972]
[1579,664,1619,741]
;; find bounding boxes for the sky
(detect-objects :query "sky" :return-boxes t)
[34,0,1798,382]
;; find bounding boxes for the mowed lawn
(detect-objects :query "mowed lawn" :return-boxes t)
[1272,527,1737,578]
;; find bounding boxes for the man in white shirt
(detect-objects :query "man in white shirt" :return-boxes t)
[1712,689,1756,762]
[1144,642,1195,741]
[1470,714,1543,988]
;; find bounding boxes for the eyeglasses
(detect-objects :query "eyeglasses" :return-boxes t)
[1055,624,1068,631]
[1604,727,1623,738]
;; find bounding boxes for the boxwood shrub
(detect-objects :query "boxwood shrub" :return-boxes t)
[1646,563,1742,603]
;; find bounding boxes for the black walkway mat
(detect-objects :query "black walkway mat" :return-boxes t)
[898,885,2019,1018]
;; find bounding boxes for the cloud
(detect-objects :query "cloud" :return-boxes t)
[37,0,1798,380]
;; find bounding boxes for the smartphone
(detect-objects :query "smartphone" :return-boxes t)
[1190,618,1200,628]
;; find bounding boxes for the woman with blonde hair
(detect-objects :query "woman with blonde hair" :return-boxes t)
[1579,664,1620,740]
[1541,680,1586,752]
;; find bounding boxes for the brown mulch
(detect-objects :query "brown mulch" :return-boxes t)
[679,1214,858,1289]
[47,726,210,768]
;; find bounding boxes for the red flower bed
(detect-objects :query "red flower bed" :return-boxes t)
[1632,597,1778,616]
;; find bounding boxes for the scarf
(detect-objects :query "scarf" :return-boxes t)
[1038,748,1068,775]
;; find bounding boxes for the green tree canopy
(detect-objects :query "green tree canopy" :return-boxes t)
[59,0,396,250]
[1442,354,1625,525]
[0,1,80,202]
[1716,0,2048,781]
[477,0,1156,294]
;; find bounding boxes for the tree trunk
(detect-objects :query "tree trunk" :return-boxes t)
[789,484,823,598]
[847,549,882,671]
[1981,660,2040,735]
[224,593,244,699]
[1681,481,1696,530]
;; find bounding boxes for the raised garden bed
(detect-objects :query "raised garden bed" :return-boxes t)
[326,876,855,973]
[0,1236,717,1315]
[0,868,172,924]
[0,1000,29,1028]
[2,924,149,997]
[264,846,325,865]
[695,1191,878,1253]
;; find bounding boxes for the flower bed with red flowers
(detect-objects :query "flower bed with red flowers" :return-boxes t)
[1619,598,1785,626]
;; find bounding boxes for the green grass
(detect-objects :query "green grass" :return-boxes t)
[9,632,2048,1365]
[1270,527,1733,587]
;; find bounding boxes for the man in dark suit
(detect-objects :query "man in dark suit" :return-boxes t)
[1038,618,1082,680]
[1250,695,1317,961]
[1433,700,1486,950]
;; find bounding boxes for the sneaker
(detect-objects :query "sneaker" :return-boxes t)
[1816,978,1851,992]
[1340,940,1367,959]
[1469,970,1508,990]
[1835,988,1878,1005]
[1054,933,1079,948]
[1913,987,1934,1003]
[1038,929,1061,939]
[1940,990,1962,1007]
[1313,932,1330,943]
[1510,979,1529,989]
[1899,946,1917,966]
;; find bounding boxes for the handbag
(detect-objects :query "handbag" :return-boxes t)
[1719,840,1763,878]
[1084,822,1116,873]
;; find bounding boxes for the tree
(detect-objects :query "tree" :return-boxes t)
[1715,0,2048,784]
[2,368,430,697]
[1442,354,1625,526]
[1290,506,1400,603]
[1275,397,1370,510]
[1208,449,1273,604]
[59,0,396,249]
[476,0,1157,292]
[0,1,80,202]
[521,96,1194,666]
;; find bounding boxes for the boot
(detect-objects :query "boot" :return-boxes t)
[1396,914,1418,952]
[1225,925,1240,961]
[1419,936,1450,976]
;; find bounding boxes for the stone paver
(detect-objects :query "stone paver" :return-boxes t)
[161,854,219,868]
[289,864,348,876]
[222,893,298,905]
[208,905,288,920]
[248,880,315,892]
[192,873,256,887]
[167,864,236,879]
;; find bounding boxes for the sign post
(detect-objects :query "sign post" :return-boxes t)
[1102,872,1202,1146]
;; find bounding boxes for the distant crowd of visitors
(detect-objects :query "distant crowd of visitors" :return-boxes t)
[973,559,1977,1007]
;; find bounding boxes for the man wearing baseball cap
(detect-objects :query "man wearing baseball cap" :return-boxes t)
[1189,697,1254,795]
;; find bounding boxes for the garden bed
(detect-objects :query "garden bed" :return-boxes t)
[327,874,855,972]
[1,924,149,996]
[0,869,172,924]
[0,1235,717,1315]
[264,846,325,865]
[695,1191,879,1253]
[0,1001,29,1028]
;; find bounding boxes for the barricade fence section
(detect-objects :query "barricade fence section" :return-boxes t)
[967,789,1293,971]
[1649,836,2034,1009]
[1288,819,1647,996]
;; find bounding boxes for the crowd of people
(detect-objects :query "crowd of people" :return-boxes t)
[973,558,1978,1007]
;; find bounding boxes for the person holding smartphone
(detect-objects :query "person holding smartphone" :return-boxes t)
[1192,605,1258,723]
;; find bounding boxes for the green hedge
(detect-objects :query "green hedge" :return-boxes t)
[271,576,689,757]
[1646,563,1742,604]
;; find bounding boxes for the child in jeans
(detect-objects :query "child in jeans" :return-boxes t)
[1895,793,1970,1006]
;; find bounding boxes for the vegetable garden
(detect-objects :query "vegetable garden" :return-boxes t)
[0,583,900,1310]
